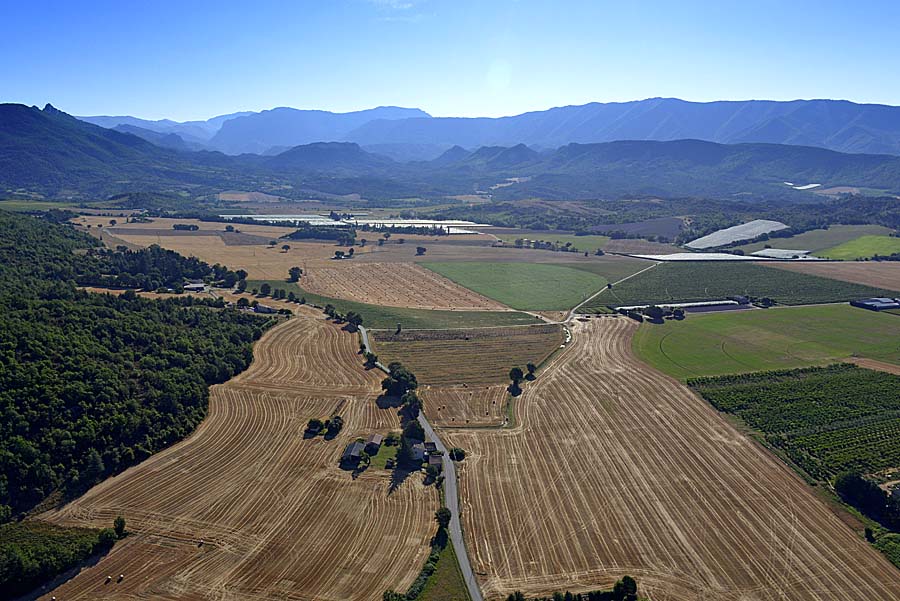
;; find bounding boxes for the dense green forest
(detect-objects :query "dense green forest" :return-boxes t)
[0,210,273,521]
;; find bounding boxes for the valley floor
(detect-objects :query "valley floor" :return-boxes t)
[444,317,900,600]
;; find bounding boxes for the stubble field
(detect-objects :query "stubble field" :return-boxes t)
[301,262,507,310]
[421,385,510,427]
[765,261,900,292]
[40,309,437,601]
[444,317,900,600]
[370,324,564,386]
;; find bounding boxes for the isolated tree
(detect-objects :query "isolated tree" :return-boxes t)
[416,246,427,255]
[334,250,345,260]
[236,297,249,308]
[288,266,302,282]
[509,367,524,385]
[526,362,536,378]
[397,238,405,244]
[269,240,277,246]
[595,248,605,256]
[259,282,272,296]
[449,447,466,461]
[383,232,391,241]
[435,507,452,529]
[109,219,117,226]
[225,224,235,232]
[348,247,355,257]
[114,516,126,538]
[360,238,367,246]
[281,244,291,252]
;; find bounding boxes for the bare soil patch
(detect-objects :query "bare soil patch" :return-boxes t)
[765,261,900,292]
[444,317,900,600]
[302,262,506,310]
[371,324,563,386]
[41,310,437,601]
[604,238,680,255]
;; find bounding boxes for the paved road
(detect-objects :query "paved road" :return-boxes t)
[358,326,483,601]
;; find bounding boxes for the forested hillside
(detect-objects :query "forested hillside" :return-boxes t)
[0,211,273,521]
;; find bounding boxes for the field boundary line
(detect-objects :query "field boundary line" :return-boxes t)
[568,261,661,319]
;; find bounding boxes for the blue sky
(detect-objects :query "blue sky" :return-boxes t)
[2,0,899,121]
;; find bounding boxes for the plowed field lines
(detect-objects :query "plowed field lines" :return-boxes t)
[445,317,900,600]
[302,262,506,310]
[421,385,508,427]
[41,313,436,601]
[766,261,900,292]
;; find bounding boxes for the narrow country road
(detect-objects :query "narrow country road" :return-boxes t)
[358,326,483,601]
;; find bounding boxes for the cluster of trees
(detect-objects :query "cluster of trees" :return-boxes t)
[0,517,126,599]
[835,473,900,530]
[505,576,638,601]
[255,282,304,304]
[334,248,355,259]
[323,304,363,330]
[623,305,685,323]
[0,211,272,522]
[76,244,245,290]
[305,415,344,439]
[285,225,356,245]
[508,363,537,394]
[381,362,422,417]
[512,238,596,254]
[288,266,303,281]
[172,223,199,231]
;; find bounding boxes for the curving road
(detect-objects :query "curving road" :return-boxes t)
[359,326,483,601]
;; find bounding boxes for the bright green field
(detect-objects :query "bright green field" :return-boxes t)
[633,304,900,379]
[816,235,900,260]
[731,224,893,253]
[493,232,610,251]
[421,262,608,310]
[419,539,471,601]
[245,279,542,329]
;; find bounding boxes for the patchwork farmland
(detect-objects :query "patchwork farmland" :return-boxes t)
[41,310,437,600]
[444,317,900,600]
[766,260,900,291]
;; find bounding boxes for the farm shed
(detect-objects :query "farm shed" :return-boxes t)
[254,304,277,314]
[424,441,438,454]
[427,455,443,469]
[850,297,900,311]
[341,441,366,464]
[365,434,383,452]
[183,282,206,292]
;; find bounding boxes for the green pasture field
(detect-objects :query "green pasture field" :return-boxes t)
[245,279,542,329]
[421,262,608,310]
[816,235,900,260]
[419,539,472,601]
[493,231,610,251]
[633,304,900,379]
[584,261,897,309]
[731,224,893,253]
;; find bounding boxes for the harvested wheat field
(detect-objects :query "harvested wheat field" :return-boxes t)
[444,317,900,601]
[302,262,506,310]
[765,261,900,291]
[421,384,509,427]
[40,309,437,601]
[371,324,563,386]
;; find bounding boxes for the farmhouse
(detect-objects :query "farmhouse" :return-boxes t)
[411,442,426,461]
[341,441,366,464]
[850,297,900,311]
[427,454,443,469]
[365,434,383,453]
[424,441,438,454]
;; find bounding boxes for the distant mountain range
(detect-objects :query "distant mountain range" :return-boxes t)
[5,103,900,201]
[79,98,900,158]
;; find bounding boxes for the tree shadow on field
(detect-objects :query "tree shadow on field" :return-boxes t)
[376,394,402,410]
[387,460,417,495]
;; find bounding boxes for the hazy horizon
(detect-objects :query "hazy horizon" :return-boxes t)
[4,0,900,122]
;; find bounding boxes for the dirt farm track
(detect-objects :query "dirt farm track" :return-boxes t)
[39,310,437,600]
[445,317,900,601]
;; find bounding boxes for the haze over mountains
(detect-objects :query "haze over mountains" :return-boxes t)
[80,98,900,158]
[5,102,900,202]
